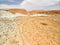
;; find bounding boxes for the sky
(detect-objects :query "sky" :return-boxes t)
[0,0,60,10]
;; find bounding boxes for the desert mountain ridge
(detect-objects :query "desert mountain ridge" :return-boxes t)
[0,9,60,14]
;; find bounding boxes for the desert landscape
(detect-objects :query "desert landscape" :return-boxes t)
[0,9,60,45]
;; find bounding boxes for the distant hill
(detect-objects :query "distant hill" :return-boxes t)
[29,10,45,15]
[0,9,60,15]
[46,10,60,14]
[6,9,28,14]
[29,10,60,15]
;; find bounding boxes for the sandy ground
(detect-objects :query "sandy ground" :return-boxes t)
[15,14,60,45]
[0,10,60,45]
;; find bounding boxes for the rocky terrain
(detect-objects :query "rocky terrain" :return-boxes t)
[0,9,60,45]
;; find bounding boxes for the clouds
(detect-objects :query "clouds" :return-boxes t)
[23,0,60,6]
[0,4,21,9]
[0,0,23,9]
[0,0,17,2]
[0,0,15,2]
[20,1,44,10]
[0,0,23,5]
[20,0,60,10]
[7,0,15,2]
[0,0,60,10]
